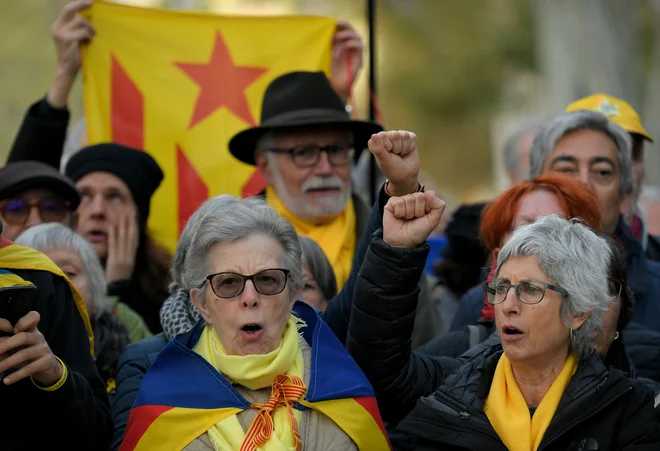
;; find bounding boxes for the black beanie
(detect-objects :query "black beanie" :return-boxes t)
[64,143,164,226]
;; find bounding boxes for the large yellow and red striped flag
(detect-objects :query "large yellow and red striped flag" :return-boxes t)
[82,1,334,251]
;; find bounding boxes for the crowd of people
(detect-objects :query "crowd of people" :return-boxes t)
[2,1,660,449]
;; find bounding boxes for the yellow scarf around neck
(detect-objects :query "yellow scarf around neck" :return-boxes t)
[193,316,305,451]
[485,352,578,451]
[265,187,356,289]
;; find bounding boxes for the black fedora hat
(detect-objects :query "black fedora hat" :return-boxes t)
[229,71,383,165]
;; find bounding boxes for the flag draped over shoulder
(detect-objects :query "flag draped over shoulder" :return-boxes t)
[120,301,391,450]
[82,1,334,252]
[0,237,94,354]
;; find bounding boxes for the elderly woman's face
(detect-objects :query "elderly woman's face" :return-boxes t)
[43,247,94,315]
[193,234,296,356]
[301,263,327,310]
[494,255,587,364]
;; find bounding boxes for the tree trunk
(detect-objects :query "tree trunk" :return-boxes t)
[533,0,641,113]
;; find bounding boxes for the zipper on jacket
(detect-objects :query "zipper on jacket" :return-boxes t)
[538,382,632,450]
[428,392,509,450]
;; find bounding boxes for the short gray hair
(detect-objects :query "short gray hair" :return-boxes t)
[503,121,545,173]
[181,197,304,299]
[298,236,337,303]
[171,195,237,291]
[15,223,107,318]
[496,214,612,359]
[529,110,633,197]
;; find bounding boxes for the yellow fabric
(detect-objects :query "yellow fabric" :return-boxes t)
[265,187,356,289]
[31,355,68,392]
[566,93,654,142]
[193,316,305,451]
[82,1,335,253]
[0,243,94,355]
[485,353,578,451]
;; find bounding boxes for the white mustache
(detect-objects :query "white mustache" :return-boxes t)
[301,176,344,193]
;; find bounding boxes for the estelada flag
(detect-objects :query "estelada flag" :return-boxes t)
[82,1,334,251]
[120,301,391,450]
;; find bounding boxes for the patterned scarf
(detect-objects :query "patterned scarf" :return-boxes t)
[159,286,202,340]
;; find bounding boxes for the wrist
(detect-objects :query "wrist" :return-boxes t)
[32,356,65,388]
[385,179,422,197]
[46,69,76,109]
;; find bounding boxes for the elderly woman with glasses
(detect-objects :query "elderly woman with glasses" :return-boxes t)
[120,196,389,451]
[347,191,660,450]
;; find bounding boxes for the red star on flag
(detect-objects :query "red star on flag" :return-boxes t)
[176,31,268,128]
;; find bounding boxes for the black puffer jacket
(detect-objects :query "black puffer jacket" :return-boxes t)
[399,344,660,450]
[348,233,660,450]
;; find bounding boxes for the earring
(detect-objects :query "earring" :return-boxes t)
[570,328,575,343]
[614,331,620,340]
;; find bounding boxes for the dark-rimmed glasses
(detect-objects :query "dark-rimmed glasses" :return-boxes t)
[483,280,569,305]
[268,143,355,168]
[203,269,290,299]
[0,198,71,225]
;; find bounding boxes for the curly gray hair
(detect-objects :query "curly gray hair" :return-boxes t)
[181,196,304,300]
[496,214,612,359]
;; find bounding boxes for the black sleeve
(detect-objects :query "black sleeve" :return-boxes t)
[321,184,390,344]
[346,231,462,425]
[19,270,114,449]
[7,97,69,168]
[616,382,660,449]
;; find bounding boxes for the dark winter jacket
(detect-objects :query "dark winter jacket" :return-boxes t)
[0,256,113,449]
[399,344,660,450]
[348,232,660,450]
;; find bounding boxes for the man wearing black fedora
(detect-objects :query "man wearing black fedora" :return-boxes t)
[0,161,81,241]
[229,71,422,291]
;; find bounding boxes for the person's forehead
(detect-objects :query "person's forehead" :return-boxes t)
[76,172,131,193]
[549,129,619,163]
[274,128,353,146]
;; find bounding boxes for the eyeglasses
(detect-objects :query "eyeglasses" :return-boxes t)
[268,143,355,168]
[203,268,290,299]
[483,280,569,305]
[0,198,71,225]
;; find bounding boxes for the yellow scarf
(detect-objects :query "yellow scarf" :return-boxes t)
[265,187,356,289]
[193,316,305,451]
[485,353,578,451]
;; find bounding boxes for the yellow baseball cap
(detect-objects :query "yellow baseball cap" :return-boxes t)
[566,93,654,142]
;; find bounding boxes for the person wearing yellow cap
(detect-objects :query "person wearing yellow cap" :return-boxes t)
[566,94,660,261]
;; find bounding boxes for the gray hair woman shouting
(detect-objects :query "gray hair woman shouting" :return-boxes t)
[347,191,660,450]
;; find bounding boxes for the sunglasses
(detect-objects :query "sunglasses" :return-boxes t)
[204,269,290,299]
[0,198,71,225]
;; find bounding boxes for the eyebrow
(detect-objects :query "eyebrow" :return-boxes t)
[589,156,616,168]
[549,155,577,166]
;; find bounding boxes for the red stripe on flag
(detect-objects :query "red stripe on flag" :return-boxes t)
[119,404,174,451]
[240,169,266,198]
[111,55,144,150]
[353,397,391,448]
[177,145,209,234]
[0,236,14,249]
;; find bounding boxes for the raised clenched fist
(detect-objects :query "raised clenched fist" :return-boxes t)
[383,191,446,249]
[368,130,420,197]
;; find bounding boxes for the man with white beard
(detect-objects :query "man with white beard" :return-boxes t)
[229,71,420,290]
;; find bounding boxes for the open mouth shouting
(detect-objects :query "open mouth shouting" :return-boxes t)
[240,323,264,341]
